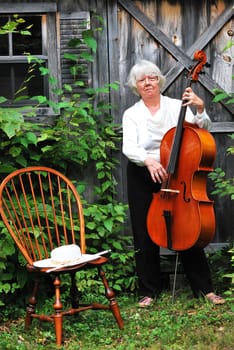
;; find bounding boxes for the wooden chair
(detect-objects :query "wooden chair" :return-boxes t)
[0,166,123,346]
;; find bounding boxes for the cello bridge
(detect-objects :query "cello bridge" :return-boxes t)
[160,188,180,194]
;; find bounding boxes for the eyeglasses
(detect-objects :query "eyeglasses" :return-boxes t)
[137,75,159,85]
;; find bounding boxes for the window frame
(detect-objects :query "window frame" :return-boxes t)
[0,2,59,116]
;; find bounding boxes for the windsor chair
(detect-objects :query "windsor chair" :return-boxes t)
[0,166,123,346]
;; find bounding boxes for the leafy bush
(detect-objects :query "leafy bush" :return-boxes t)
[209,38,234,299]
[0,16,135,309]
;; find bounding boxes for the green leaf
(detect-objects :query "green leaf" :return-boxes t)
[14,95,30,102]
[112,241,123,250]
[64,84,73,92]
[41,145,54,153]
[68,38,82,47]
[70,65,78,76]
[104,218,113,232]
[80,52,94,62]
[213,92,229,102]
[223,40,234,52]
[26,132,37,145]
[0,165,17,173]
[9,145,21,157]
[74,81,85,87]
[109,82,120,90]
[86,222,96,230]
[226,98,234,104]
[0,283,11,293]
[39,67,50,76]
[64,53,78,62]
[31,95,48,104]
[15,155,27,167]
[0,96,7,104]
[82,30,97,52]
[20,30,31,36]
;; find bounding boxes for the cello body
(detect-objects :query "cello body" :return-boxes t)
[147,123,216,251]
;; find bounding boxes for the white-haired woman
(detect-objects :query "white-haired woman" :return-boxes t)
[122,60,225,307]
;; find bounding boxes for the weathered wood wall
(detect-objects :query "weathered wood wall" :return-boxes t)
[59,0,234,244]
[110,0,234,245]
[2,0,233,244]
[72,0,234,246]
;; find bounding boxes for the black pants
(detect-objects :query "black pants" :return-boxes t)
[127,161,213,298]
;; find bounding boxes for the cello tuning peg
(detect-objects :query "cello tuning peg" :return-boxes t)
[205,62,211,68]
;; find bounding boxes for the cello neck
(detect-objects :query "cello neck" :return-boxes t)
[165,50,207,175]
[166,102,187,174]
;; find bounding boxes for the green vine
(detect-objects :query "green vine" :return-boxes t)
[209,38,234,299]
[0,15,134,307]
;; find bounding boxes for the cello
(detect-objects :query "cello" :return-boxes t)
[147,50,216,251]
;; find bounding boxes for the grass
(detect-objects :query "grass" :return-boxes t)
[0,289,233,350]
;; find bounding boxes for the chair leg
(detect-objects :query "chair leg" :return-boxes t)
[25,277,40,329]
[53,276,63,346]
[98,268,124,329]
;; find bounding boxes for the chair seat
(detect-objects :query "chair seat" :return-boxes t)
[27,255,108,273]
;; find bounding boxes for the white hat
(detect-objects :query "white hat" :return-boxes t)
[33,244,103,271]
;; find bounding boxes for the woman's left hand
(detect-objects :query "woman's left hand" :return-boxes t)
[182,87,204,114]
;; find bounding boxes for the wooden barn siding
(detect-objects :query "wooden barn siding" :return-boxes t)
[3,1,232,242]
[58,0,234,244]
[113,0,234,244]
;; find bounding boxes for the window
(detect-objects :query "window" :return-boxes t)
[0,3,90,114]
[0,2,58,112]
[0,14,47,104]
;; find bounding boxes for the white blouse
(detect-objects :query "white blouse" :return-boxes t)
[122,94,212,165]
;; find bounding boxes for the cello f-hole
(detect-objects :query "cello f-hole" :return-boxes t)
[180,181,191,203]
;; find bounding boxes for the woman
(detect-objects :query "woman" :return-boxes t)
[122,60,225,307]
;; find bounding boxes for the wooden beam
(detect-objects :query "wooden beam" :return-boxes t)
[160,243,229,256]
[0,2,57,13]
[211,122,234,133]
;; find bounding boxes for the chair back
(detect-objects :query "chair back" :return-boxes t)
[0,166,86,265]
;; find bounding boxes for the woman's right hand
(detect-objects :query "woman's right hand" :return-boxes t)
[144,157,168,183]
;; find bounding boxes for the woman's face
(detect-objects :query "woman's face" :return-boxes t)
[136,75,160,100]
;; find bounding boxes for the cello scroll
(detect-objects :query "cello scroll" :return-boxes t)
[188,50,208,82]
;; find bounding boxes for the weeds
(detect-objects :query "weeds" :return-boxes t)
[0,290,233,350]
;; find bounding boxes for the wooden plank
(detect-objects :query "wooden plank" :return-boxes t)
[0,2,57,13]
[46,12,59,102]
[160,242,229,256]
[0,56,47,63]
[91,0,110,96]
[107,0,120,120]
[60,12,90,20]
[211,122,234,133]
